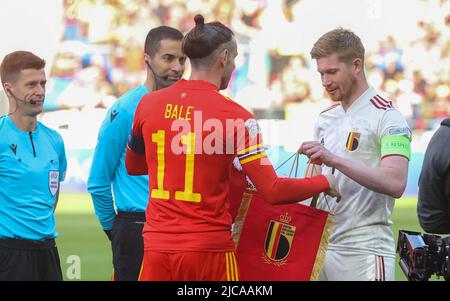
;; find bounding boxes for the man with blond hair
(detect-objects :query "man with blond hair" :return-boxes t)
[126,15,340,281]
[301,28,411,281]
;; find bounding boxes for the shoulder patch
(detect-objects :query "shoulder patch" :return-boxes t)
[388,127,412,139]
[244,119,261,139]
[320,103,340,114]
[369,94,393,110]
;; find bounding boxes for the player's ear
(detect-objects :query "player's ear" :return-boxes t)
[353,58,363,75]
[3,83,12,96]
[219,48,229,67]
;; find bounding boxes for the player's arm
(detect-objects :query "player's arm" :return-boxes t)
[303,145,408,198]
[125,105,147,175]
[88,106,132,230]
[302,109,411,198]
[54,185,60,212]
[54,134,67,212]
[125,134,147,175]
[240,154,334,205]
[234,117,335,204]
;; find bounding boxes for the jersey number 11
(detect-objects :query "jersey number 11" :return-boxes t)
[151,130,202,203]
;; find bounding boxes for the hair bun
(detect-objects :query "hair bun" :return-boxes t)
[194,14,205,27]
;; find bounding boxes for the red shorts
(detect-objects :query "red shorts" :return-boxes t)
[138,251,239,281]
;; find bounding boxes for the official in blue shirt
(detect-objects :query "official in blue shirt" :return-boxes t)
[88,26,186,281]
[0,51,67,281]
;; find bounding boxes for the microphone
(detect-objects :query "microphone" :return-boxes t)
[146,61,170,82]
[7,89,38,105]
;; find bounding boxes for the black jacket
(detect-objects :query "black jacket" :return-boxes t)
[417,117,450,234]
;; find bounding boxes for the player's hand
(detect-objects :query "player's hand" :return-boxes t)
[300,141,336,167]
[324,174,341,202]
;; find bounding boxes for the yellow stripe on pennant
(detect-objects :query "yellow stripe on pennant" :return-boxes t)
[226,252,232,281]
[232,252,239,281]
[229,252,235,281]
[266,222,279,258]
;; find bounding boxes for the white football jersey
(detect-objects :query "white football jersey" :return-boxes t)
[314,87,411,258]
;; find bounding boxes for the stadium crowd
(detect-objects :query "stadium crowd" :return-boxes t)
[18,0,446,188]
[46,0,449,129]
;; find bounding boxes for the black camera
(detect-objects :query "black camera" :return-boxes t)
[397,230,450,281]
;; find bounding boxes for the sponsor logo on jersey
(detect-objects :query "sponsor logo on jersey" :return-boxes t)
[110,109,119,122]
[346,132,360,151]
[262,213,296,266]
[9,144,17,155]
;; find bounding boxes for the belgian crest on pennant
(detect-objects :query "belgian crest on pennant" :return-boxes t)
[262,212,296,266]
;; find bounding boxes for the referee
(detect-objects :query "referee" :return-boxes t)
[87,26,186,281]
[0,51,67,281]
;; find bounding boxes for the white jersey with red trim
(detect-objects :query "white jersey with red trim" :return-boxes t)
[313,87,411,258]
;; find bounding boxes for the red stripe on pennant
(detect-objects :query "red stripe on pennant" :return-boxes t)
[270,224,283,259]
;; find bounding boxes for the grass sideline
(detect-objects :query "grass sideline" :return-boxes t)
[55,192,433,281]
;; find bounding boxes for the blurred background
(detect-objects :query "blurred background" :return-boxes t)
[0,0,449,280]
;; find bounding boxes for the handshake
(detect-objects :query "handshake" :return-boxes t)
[300,141,341,202]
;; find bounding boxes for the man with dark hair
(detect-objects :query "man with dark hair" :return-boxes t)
[88,26,186,281]
[301,28,411,280]
[0,51,67,280]
[126,15,339,281]
[418,118,450,234]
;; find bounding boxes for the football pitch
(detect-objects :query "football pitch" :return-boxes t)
[55,192,426,281]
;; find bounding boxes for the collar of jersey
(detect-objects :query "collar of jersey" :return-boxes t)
[175,79,219,91]
[139,84,150,94]
[6,115,40,136]
[345,86,377,113]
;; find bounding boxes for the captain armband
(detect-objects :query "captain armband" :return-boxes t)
[380,134,411,160]
[127,132,145,154]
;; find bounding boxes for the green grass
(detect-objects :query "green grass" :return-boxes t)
[55,192,112,281]
[54,193,436,281]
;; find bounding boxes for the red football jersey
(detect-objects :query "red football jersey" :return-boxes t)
[129,80,263,252]
[126,79,330,252]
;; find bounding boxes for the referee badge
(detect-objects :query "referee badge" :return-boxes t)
[49,170,60,196]
[346,132,360,152]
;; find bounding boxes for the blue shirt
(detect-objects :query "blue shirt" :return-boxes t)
[0,116,67,240]
[87,85,150,230]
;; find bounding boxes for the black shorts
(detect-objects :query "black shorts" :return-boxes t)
[111,211,145,281]
[0,238,62,281]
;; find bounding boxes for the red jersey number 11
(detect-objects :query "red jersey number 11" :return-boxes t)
[151,130,202,203]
